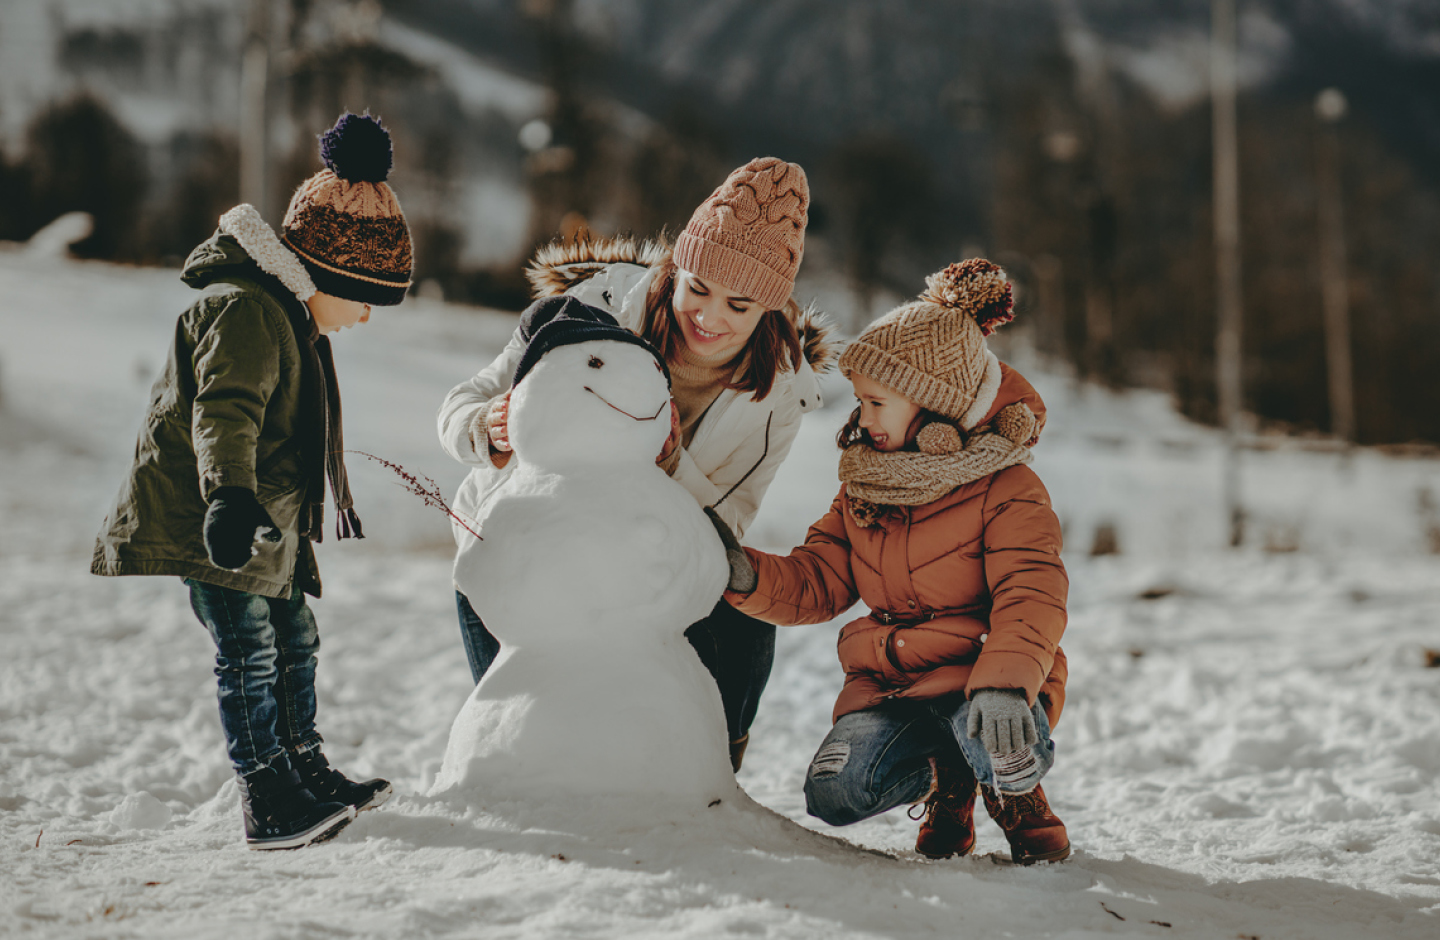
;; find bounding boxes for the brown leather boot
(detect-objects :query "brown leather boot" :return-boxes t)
[912,756,978,859]
[981,783,1070,864]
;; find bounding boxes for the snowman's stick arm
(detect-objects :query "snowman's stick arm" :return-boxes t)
[708,413,772,512]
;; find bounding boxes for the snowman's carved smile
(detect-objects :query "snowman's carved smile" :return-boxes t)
[584,386,667,422]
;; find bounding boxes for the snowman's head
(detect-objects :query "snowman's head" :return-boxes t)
[509,338,673,468]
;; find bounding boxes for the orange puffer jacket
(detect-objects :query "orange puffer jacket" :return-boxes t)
[725,369,1068,726]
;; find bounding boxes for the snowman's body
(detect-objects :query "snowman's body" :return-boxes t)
[436,339,734,802]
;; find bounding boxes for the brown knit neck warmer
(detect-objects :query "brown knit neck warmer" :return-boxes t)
[838,422,1032,527]
[674,342,742,371]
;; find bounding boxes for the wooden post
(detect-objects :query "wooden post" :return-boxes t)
[240,0,271,214]
[1212,0,1245,547]
[1314,88,1356,445]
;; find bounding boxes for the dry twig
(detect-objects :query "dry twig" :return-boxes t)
[349,451,483,540]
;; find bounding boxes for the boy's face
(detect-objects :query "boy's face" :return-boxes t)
[307,292,372,334]
[851,372,924,452]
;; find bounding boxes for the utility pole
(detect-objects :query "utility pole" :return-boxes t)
[240,0,272,214]
[1212,0,1245,547]
[1314,88,1356,445]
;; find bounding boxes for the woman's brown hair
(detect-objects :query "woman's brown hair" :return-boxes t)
[641,255,803,402]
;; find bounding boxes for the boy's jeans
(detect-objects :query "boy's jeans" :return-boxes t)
[187,579,323,775]
[804,695,1055,827]
[456,591,775,743]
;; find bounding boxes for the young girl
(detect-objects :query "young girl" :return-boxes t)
[438,157,834,771]
[722,259,1071,864]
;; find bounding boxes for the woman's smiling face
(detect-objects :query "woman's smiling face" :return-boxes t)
[671,270,767,358]
[850,372,924,452]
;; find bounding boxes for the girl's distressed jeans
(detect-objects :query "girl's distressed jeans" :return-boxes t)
[803,695,1055,827]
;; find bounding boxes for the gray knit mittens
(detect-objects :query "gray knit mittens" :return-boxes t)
[966,688,1037,756]
[704,506,757,594]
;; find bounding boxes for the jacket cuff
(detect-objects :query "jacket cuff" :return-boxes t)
[965,649,1044,706]
[657,442,683,476]
[200,466,257,502]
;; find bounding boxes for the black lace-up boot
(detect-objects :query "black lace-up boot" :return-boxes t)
[291,748,392,813]
[239,754,353,850]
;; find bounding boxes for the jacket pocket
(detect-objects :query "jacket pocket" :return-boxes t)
[246,479,305,581]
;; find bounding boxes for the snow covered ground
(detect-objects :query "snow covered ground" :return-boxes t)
[2,249,1437,939]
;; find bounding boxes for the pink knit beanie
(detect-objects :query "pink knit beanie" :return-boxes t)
[672,157,808,311]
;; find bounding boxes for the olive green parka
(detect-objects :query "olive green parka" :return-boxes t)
[92,211,322,598]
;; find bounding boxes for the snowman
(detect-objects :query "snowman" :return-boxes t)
[435,297,737,805]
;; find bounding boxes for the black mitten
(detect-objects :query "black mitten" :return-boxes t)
[204,487,281,570]
[704,506,757,595]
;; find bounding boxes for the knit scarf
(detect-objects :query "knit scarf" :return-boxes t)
[838,427,1032,527]
[288,309,363,542]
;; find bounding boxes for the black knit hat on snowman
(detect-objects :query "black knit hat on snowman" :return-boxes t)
[512,296,671,387]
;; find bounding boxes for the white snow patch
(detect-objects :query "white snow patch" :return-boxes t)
[107,792,173,831]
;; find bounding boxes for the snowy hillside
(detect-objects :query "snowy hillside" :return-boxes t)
[1,249,1438,939]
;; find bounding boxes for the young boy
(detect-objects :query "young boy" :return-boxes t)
[92,112,413,850]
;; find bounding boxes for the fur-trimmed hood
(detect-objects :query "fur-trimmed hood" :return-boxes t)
[526,234,837,375]
[182,204,318,304]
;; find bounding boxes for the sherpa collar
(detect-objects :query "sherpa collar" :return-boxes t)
[959,350,1002,431]
[218,204,316,303]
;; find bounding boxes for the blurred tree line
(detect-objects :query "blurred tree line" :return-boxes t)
[0,0,1436,445]
[988,34,1440,445]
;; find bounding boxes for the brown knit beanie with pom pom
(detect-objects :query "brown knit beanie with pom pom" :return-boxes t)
[839,259,1015,431]
[673,157,808,311]
[282,112,414,306]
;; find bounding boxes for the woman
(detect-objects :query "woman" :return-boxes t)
[437,157,833,770]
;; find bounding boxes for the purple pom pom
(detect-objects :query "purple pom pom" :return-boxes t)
[319,112,392,184]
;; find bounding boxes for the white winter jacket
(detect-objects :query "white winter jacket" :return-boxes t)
[438,260,830,554]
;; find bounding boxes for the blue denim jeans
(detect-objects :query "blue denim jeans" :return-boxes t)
[455,591,501,683]
[187,579,323,775]
[804,696,1055,827]
[455,591,775,742]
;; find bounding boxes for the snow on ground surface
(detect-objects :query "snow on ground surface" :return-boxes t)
[1,249,1437,939]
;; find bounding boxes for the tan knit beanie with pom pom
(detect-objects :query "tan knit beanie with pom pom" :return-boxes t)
[839,258,1016,431]
[672,157,808,311]
[281,112,413,306]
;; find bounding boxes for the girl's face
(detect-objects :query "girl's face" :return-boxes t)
[308,292,371,334]
[671,270,767,359]
[851,372,924,452]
